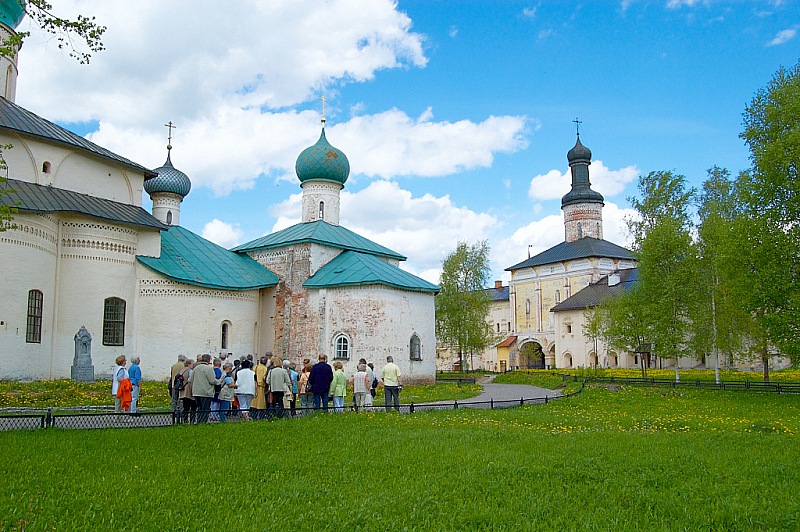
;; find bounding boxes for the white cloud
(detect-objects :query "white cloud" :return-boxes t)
[522,6,539,18]
[17,0,427,127]
[202,219,244,249]
[767,28,797,46]
[335,109,528,179]
[88,106,527,196]
[528,160,639,202]
[449,26,459,38]
[666,0,702,8]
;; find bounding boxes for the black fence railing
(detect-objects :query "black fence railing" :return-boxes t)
[0,382,584,432]
[435,376,477,385]
[561,374,800,394]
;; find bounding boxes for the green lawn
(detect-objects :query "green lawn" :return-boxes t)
[1,385,798,530]
[0,381,483,410]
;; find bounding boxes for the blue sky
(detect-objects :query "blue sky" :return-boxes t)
[15,0,799,283]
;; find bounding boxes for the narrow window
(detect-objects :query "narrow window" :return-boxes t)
[566,324,572,334]
[166,210,173,225]
[319,201,325,220]
[410,334,421,360]
[577,222,583,239]
[525,299,531,316]
[26,290,43,343]
[555,290,560,303]
[221,321,230,350]
[102,297,126,346]
[42,161,52,174]
[334,334,349,359]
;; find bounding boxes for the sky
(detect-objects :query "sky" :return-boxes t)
[14,0,799,285]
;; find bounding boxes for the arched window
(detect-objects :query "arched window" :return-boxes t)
[555,290,560,303]
[319,201,325,220]
[102,297,126,346]
[26,290,43,343]
[221,321,231,350]
[525,298,531,316]
[166,210,173,225]
[42,161,52,174]
[410,334,421,360]
[333,334,350,359]
[577,222,583,239]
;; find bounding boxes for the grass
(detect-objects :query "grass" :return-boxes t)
[1,385,798,530]
[0,380,483,410]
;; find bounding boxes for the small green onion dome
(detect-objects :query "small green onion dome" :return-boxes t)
[145,152,192,198]
[0,0,25,29]
[295,128,350,185]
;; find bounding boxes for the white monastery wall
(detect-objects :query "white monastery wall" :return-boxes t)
[135,268,263,380]
[0,213,58,379]
[0,133,144,205]
[312,285,436,384]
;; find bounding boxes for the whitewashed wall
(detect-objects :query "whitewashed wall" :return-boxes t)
[310,285,436,384]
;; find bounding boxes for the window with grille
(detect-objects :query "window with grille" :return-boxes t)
[333,334,349,359]
[103,297,126,346]
[26,290,43,343]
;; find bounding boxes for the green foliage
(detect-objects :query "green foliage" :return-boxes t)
[1,388,798,530]
[0,0,106,64]
[737,60,800,357]
[595,171,698,371]
[436,240,494,369]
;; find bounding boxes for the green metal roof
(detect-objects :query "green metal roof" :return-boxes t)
[304,251,439,293]
[0,97,157,178]
[138,226,279,291]
[506,237,634,271]
[232,220,406,260]
[1,178,166,230]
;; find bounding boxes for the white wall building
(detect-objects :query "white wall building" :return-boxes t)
[0,15,438,383]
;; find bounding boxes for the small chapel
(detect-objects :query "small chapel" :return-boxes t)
[0,8,438,382]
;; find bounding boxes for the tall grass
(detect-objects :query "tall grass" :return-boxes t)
[2,386,798,530]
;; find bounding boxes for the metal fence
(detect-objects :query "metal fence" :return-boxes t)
[0,383,584,432]
[561,374,800,394]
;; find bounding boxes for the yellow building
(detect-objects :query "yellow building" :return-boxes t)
[506,135,636,369]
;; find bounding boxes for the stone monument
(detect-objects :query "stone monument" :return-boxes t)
[71,326,95,382]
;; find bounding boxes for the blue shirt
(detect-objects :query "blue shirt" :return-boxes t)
[289,369,299,393]
[128,363,142,386]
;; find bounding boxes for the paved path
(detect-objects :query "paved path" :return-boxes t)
[421,374,561,411]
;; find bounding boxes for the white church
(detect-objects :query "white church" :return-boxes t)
[0,10,438,382]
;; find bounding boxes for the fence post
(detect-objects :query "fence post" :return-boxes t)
[545,395,548,404]
[520,397,524,406]
[454,401,458,410]
[746,380,750,389]
[45,407,52,429]
[410,403,415,414]
[490,398,494,409]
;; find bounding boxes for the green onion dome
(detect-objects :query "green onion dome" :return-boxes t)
[295,128,350,185]
[0,0,25,29]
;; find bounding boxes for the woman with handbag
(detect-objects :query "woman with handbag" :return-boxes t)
[217,362,236,423]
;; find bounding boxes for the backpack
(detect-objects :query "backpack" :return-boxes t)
[173,372,186,391]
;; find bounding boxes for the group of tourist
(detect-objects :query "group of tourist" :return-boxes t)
[111,354,142,414]
[162,352,403,423]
